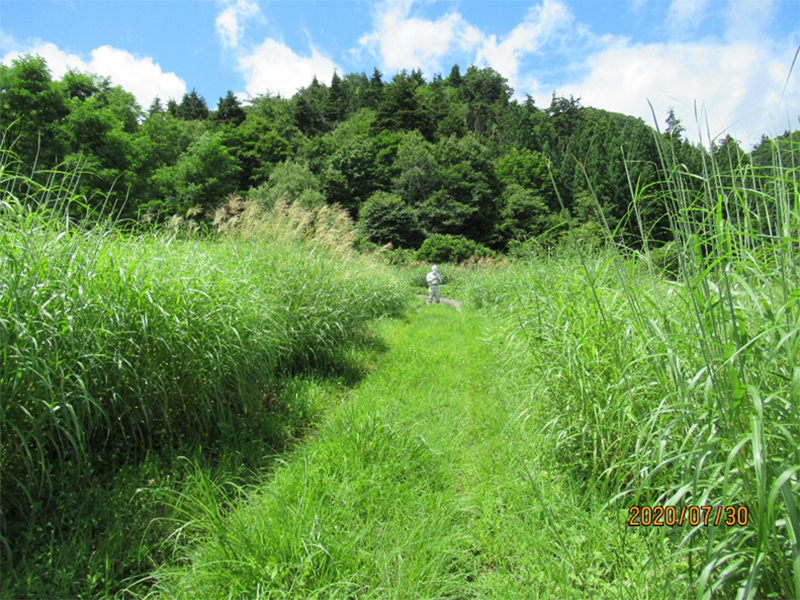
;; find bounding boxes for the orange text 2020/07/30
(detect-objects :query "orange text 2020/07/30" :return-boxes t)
[628,505,749,527]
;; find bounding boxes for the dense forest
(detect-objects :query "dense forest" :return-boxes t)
[3,54,796,257]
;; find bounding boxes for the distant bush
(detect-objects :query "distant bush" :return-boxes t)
[151,131,241,217]
[384,247,417,265]
[248,160,325,209]
[494,184,553,244]
[569,220,606,251]
[358,191,424,249]
[415,233,493,264]
[506,238,547,261]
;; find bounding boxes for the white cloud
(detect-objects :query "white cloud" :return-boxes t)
[87,46,186,107]
[356,0,483,75]
[724,0,774,43]
[216,0,262,49]
[2,41,83,78]
[1,41,186,108]
[666,0,709,35]
[237,38,338,97]
[355,0,573,87]
[214,0,337,98]
[553,38,799,147]
[476,0,573,91]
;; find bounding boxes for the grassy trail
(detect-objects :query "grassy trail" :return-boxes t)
[156,302,648,599]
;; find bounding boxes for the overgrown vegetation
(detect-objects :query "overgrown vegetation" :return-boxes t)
[2,51,798,600]
[145,305,666,599]
[456,135,800,599]
[0,153,406,598]
[123,135,797,600]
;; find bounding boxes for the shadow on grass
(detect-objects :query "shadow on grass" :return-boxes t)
[1,324,394,600]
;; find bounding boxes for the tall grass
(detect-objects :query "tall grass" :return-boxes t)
[146,309,484,599]
[461,137,799,598]
[150,299,672,599]
[0,155,407,593]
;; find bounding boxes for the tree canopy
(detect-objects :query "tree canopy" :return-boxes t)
[3,52,773,252]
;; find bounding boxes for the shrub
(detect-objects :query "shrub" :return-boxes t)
[415,233,493,264]
[248,160,325,210]
[358,191,424,249]
[494,184,551,244]
[568,220,606,250]
[506,238,546,261]
[384,247,417,265]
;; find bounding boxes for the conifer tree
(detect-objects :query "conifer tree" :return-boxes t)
[376,70,431,138]
[176,88,209,120]
[214,90,246,126]
[148,96,165,116]
[363,67,384,109]
[448,64,462,87]
[664,107,685,142]
[294,76,328,135]
[325,71,345,123]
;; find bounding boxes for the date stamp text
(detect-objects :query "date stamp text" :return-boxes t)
[628,505,749,527]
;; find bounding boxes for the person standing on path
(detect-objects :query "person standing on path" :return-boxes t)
[426,265,441,304]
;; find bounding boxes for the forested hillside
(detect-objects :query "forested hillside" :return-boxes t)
[4,54,795,255]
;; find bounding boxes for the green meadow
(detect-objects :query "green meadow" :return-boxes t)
[2,139,799,600]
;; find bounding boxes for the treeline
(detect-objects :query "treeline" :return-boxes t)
[2,55,796,252]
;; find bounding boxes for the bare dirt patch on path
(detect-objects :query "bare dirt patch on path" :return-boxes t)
[416,295,461,312]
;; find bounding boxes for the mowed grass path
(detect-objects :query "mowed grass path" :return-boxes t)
[154,303,650,599]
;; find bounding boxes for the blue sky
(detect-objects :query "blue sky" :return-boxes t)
[1,0,798,147]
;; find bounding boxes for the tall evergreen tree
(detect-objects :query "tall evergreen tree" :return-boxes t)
[363,67,385,109]
[664,107,685,141]
[294,76,328,136]
[214,90,246,126]
[409,68,426,88]
[148,96,165,116]
[343,72,368,115]
[458,66,512,138]
[176,89,209,121]
[325,71,345,123]
[547,94,583,151]
[448,64,462,88]
[376,70,432,138]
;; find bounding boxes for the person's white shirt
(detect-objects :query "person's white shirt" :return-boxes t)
[426,266,441,285]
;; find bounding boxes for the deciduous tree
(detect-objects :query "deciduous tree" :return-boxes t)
[358,191,424,248]
[151,131,240,216]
